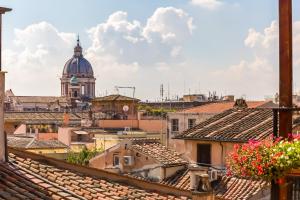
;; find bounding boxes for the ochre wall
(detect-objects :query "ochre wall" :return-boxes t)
[139,120,167,133]
[37,132,58,141]
[98,120,167,134]
[98,120,139,129]
[58,127,74,146]
[184,140,234,167]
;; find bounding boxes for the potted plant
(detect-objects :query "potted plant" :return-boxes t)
[226,135,300,182]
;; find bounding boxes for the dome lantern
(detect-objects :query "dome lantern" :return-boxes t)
[74,35,82,57]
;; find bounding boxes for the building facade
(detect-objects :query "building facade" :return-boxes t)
[60,37,96,100]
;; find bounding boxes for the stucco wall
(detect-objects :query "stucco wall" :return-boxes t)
[89,140,181,181]
[167,113,215,140]
[98,120,139,129]
[58,127,74,146]
[13,124,26,134]
[37,132,58,141]
[165,165,186,179]
[98,119,167,134]
[168,139,186,155]
[139,120,167,133]
[184,140,234,167]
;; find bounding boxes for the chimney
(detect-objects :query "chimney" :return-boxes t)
[233,98,248,109]
[0,7,12,162]
[63,111,70,127]
[189,165,212,192]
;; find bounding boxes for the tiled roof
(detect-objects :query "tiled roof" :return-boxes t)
[4,112,88,123]
[5,149,191,200]
[7,136,68,149]
[161,169,269,200]
[175,108,273,142]
[160,168,190,190]
[93,94,140,102]
[0,161,83,200]
[10,96,68,104]
[131,139,187,166]
[180,101,274,114]
[214,176,269,200]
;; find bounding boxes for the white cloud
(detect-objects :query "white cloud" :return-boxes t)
[4,7,194,98]
[190,0,223,10]
[86,7,194,66]
[3,21,76,95]
[212,20,300,99]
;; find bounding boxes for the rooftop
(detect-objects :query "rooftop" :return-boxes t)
[179,101,274,114]
[175,108,273,142]
[93,95,140,102]
[7,136,68,149]
[131,139,188,166]
[8,96,68,104]
[133,167,270,200]
[4,112,88,123]
[4,148,191,199]
[214,176,269,200]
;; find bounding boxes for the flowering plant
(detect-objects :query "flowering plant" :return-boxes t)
[226,135,300,181]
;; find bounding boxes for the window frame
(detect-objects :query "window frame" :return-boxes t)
[171,118,179,132]
[113,154,120,167]
[188,118,196,129]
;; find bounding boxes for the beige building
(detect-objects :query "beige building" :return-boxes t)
[89,139,187,181]
[173,108,273,168]
[58,127,96,152]
[167,100,276,153]
[5,89,68,112]
[7,135,68,159]
[92,94,140,120]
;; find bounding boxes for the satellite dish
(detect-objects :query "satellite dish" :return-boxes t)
[123,105,129,112]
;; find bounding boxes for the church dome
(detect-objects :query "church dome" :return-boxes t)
[62,37,94,78]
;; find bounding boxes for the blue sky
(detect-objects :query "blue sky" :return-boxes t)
[2,0,300,100]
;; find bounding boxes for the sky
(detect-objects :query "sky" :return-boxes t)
[1,0,300,101]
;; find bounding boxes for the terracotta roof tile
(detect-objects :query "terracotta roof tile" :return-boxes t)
[161,169,269,200]
[2,152,190,200]
[131,139,187,166]
[7,136,68,149]
[176,108,273,142]
[160,167,190,190]
[10,96,68,104]
[214,176,269,200]
[180,101,273,114]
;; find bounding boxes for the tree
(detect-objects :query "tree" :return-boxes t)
[66,147,103,166]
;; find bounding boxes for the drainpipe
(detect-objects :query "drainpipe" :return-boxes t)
[219,142,224,167]
[0,7,12,162]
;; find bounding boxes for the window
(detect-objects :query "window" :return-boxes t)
[171,119,179,132]
[188,119,196,129]
[113,154,120,166]
[81,85,85,95]
[197,144,211,166]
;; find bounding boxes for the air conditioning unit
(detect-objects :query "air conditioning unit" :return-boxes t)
[209,170,218,181]
[123,156,134,166]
